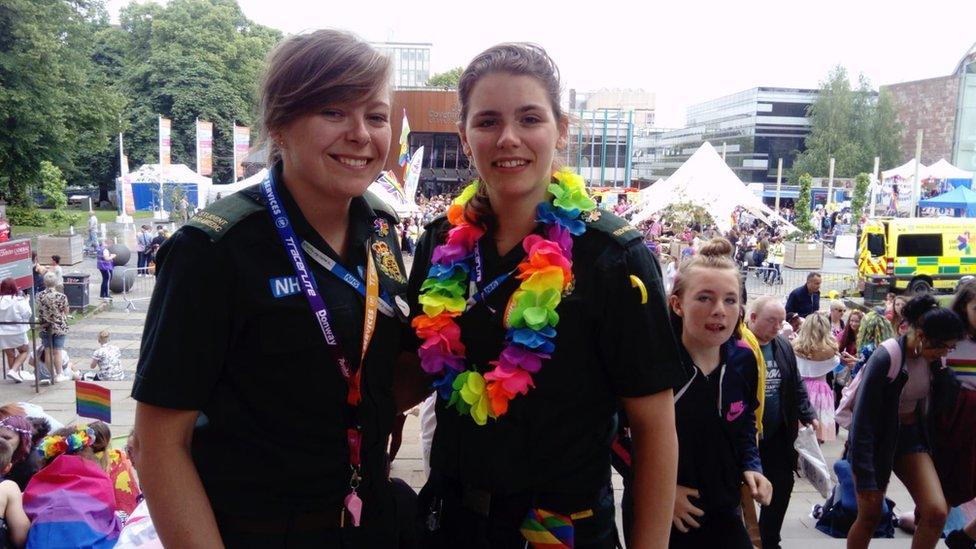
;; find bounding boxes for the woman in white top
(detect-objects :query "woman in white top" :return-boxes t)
[0,278,33,382]
[793,312,840,442]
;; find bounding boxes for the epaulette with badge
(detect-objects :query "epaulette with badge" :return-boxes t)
[185,185,265,242]
[583,209,652,305]
[581,209,643,247]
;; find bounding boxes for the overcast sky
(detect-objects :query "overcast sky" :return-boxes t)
[108,0,976,127]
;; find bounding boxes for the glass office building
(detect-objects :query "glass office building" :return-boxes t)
[372,42,432,88]
[634,87,817,183]
[955,52,976,172]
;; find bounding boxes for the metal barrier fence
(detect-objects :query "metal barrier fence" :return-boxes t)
[119,267,156,313]
[744,267,859,300]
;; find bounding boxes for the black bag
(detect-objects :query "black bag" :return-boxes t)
[814,488,896,538]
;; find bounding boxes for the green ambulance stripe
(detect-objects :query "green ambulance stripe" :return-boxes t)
[963,257,976,265]
[916,257,939,265]
[894,267,916,275]
[940,266,961,274]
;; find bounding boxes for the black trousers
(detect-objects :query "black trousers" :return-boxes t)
[758,429,796,549]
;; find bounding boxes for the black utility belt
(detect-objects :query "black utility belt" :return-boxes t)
[451,480,609,519]
[217,507,350,534]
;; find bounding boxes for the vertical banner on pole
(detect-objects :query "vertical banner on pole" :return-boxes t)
[158,116,171,168]
[196,120,213,176]
[234,125,250,181]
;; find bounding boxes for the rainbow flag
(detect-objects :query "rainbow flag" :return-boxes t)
[398,109,411,167]
[76,381,111,423]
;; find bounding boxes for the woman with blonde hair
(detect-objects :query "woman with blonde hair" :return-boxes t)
[794,312,840,442]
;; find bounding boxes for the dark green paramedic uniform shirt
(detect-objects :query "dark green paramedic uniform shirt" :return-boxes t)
[132,169,408,534]
[407,210,687,495]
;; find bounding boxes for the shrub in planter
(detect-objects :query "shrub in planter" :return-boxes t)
[7,206,46,227]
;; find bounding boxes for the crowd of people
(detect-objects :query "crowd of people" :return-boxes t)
[0,404,144,547]
[87,28,976,549]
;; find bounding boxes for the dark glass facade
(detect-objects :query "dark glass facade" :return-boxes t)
[634,87,818,184]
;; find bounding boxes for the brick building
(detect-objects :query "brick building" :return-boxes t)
[881,42,976,170]
[882,74,960,164]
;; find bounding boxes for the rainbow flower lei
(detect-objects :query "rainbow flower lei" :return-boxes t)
[37,426,95,462]
[412,169,596,425]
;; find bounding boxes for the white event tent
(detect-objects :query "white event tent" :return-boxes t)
[881,158,926,181]
[630,142,795,232]
[923,158,973,182]
[207,168,268,203]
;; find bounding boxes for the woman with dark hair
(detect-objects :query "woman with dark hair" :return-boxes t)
[0,279,31,382]
[847,293,965,548]
[407,43,685,547]
[132,30,409,546]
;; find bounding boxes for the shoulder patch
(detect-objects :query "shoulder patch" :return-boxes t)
[363,190,400,224]
[584,210,643,246]
[185,186,264,241]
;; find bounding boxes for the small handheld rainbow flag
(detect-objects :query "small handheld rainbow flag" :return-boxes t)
[76,381,111,423]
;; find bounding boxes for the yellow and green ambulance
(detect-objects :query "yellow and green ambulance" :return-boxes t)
[858,217,976,293]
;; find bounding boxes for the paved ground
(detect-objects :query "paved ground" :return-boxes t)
[0,223,924,547]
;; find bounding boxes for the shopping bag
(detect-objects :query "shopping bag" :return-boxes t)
[795,425,836,498]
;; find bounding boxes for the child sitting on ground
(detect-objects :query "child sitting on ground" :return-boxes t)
[86,331,122,382]
[0,438,31,548]
[23,426,121,548]
[88,422,140,518]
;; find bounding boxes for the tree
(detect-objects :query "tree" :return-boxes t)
[426,67,463,89]
[851,172,870,222]
[792,66,903,182]
[115,0,281,184]
[0,0,124,203]
[794,173,814,235]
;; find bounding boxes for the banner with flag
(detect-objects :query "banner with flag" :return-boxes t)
[158,117,171,168]
[404,145,424,203]
[196,119,213,176]
[398,109,411,167]
[233,125,250,180]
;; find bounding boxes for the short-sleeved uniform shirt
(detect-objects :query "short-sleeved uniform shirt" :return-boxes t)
[407,212,686,495]
[132,171,408,530]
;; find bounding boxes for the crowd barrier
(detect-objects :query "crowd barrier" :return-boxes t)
[119,267,156,313]
[744,267,859,301]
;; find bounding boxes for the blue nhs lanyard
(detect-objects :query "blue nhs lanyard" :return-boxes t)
[301,241,395,317]
[261,175,352,376]
[465,242,517,312]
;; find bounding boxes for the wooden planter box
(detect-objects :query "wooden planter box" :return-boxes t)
[784,241,824,269]
[37,234,84,266]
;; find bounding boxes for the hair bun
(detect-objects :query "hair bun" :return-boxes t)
[697,237,734,258]
[901,293,938,324]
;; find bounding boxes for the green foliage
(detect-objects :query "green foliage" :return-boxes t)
[0,0,124,203]
[793,173,814,237]
[0,0,281,203]
[851,173,871,222]
[39,161,68,210]
[117,0,281,184]
[47,209,80,227]
[661,202,713,230]
[426,67,463,89]
[7,206,47,227]
[792,67,903,180]
[166,185,187,222]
